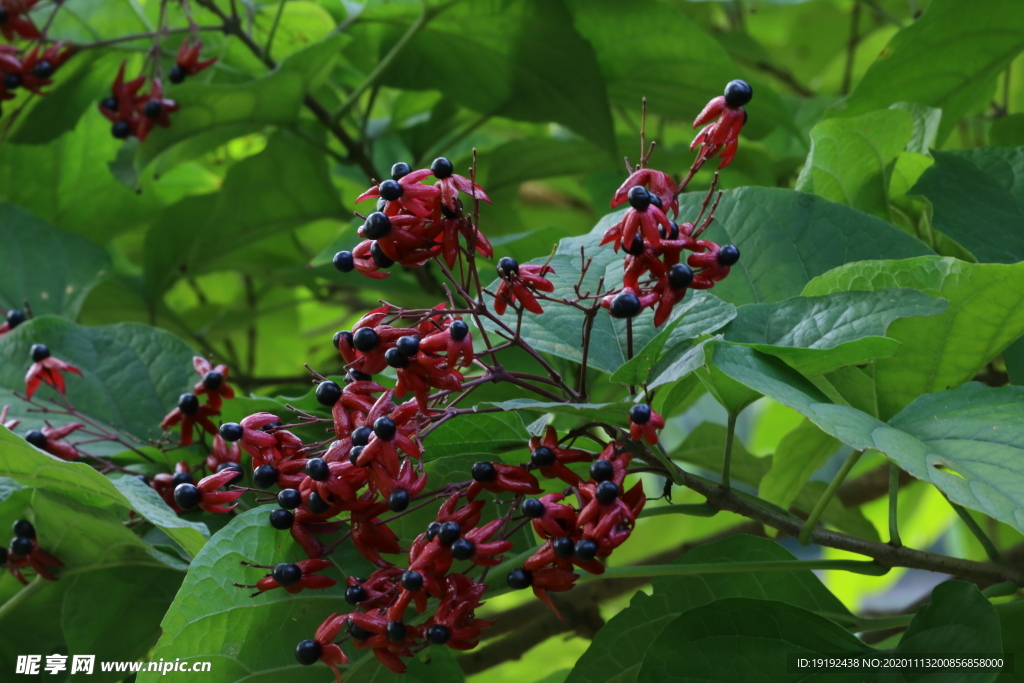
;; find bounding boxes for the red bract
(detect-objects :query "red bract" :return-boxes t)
[17,43,72,95]
[454,519,513,566]
[526,493,578,538]
[691,89,749,168]
[349,612,423,674]
[134,79,179,142]
[192,356,235,409]
[466,461,541,500]
[205,433,241,471]
[1,404,19,430]
[600,198,674,252]
[299,613,350,683]
[5,538,61,583]
[173,39,216,78]
[529,426,592,486]
[24,422,84,461]
[160,395,219,446]
[356,169,440,218]
[24,346,81,399]
[493,262,555,315]
[182,469,246,514]
[151,461,192,512]
[99,62,146,136]
[351,503,402,568]
[238,559,336,597]
[611,168,678,216]
[0,0,41,40]
[628,404,664,445]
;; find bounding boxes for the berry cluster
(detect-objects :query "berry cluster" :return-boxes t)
[97,41,214,141]
[2,519,61,585]
[0,0,40,42]
[159,356,236,446]
[0,42,70,109]
[334,157,492,278]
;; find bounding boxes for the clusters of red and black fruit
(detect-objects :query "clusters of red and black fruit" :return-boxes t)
[97,40,214,142]
[2,519,61,585]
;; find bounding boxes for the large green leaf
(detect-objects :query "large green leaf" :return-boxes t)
[803,257,1024,419]
[423,410,529,458]
[0,204,110,318]
[143,129,343,300]
[913,147,1024,264]
[348,0,614,150]
[795,109,914,220]
[721,288,948,376]
[636,597,869,683]
[676,187,932,306]
[0,316,197,441]
[832,0,1024,142]
[111,475,209,557]
[566,534,851,683]
[759,420,840,512]
[483,399,631,427]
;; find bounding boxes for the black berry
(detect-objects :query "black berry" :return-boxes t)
[386,621,407,643]
[345,584,367,604]
[497,257,519,278]
[333,251,354,273]
[173,483,201,510]
[629,403,652,425]
[609,292,641,319]
[531,446,555,468]
[362,212,391,240]
[718,245,740,266]
[391,162,411,180]
[171,471,194,487]
[378,179,403,201]
[427,624,451,645]
[216,462,244,485]
[25,430,47,449]
[590,460,615,482]
[177,393,200,415]
[450,539,475,561]
[100,96,118,111]
[627,186,651,211]
[5,309,25,328]
[396,335,420,357]
[142,100,162,120]
[315,380,342,406]
[449,320,469,341]
[625,234,645,256]
[385,347,409,368]
[596,481,619,505]
[220,422,244,442]
[169,65,187,84]
[272,563,303,587]
[438,521,461,546]
[553,536,575,558]
[575,539,598,561]
[10,536,33,556]
[305,458,330,481]
[253,465,279,488]
[3,73,21,90]
[521,498,544,518]
[370,241,394,268]
[30,344,50,362]
[349,623,373,640]
[307,492,331,515]
[471,461,496,483]
[668,264,694,289]
[202,371,223,391]
[32,61,53,79]
[112,121,132,139]
[373,416,396,440]
[269,509,294,529]
[649,192,663,209]
[431,157,454,179]
[506,568,532,590]
[295,640,321,666]
[334,330,353,350]
[388,488,410,512]
[659,221,680,240]
[723,79,753,107]
[351,426,373,447]
[12,520,35,539]
[348,446,364,466]
[400,569,423,591]
[352,327,379,352]
[277,488,302,510]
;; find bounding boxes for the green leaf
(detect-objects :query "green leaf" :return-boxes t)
[483,399,630,427]
[0,204,110,318]
[135,34,351,172]
[424,410,529,458]
[671,422,767,486]
[803,256,1024,418]
[890,581,1002,675]
[676,187,932,307]
[0,316,197,441]
[567,534,850,683]
[481,137,620,193]
[644,336,723,390]
[721,289,948,376]
[111,475,209,557]
[832,0,1024,142]
[143,129,343,300]
[759,420,840,511]
[636,597,869,683]
[350,0,614,150]
[913,147,1024,264]
[890,102,943,155]
[795,109,914,220]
